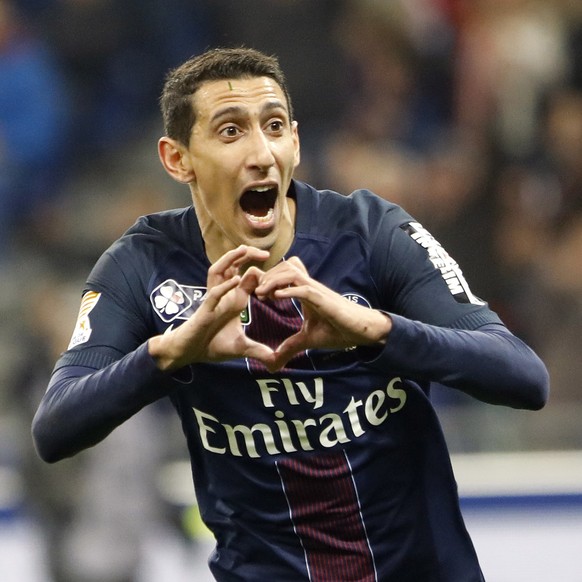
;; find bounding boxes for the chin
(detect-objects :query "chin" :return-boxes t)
[248,237,277,253]
[243,226,278,246]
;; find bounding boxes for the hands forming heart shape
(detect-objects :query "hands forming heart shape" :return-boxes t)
[149,246,392,374]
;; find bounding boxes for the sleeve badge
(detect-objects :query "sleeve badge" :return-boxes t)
[68,291,101,349]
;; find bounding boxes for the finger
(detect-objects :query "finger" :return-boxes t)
[210,245,249,273]
[257,256,306,282]
[284,255,308,273]
[255,267,310,299]
[202,276,241,313]
[209,246,270,283]
[243,339,276,363]
[270,332,309,369]
[239,266,264,294]
[231,246,270,270]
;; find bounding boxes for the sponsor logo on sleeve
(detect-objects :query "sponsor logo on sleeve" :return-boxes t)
[68,291,101,348]
[401,221,485,305]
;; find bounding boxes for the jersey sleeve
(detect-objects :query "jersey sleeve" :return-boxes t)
[365,203,549,409]
[32,346,176,462]
[32,244,172,463]
[369,318,549,409]
[57,246,152,370]
[370,209,500,330]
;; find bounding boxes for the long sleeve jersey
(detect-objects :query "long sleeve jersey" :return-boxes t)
[33,180,549,581]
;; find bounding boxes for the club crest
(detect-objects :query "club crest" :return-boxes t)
[342,293,372,308]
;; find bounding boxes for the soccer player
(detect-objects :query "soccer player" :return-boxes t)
[32,47,549,581]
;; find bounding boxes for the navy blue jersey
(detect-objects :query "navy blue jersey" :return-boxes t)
[34,181,549,581]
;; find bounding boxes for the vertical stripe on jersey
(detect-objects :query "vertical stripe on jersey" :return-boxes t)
[276,450,377,582]
[244,296,313,373]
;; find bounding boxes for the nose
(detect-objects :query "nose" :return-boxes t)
[246,128,276,172]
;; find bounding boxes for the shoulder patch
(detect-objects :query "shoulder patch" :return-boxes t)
[150,279,200,323]
[68,291,101,348]
[401,221,485,305]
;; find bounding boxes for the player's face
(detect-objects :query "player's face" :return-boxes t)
[185,76,300,259]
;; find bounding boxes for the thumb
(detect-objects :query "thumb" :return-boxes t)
[243,338,276,364]
[268,332,308,372]
[239,267,263,294]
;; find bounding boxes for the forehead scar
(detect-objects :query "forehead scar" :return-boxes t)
[228,81,233,91]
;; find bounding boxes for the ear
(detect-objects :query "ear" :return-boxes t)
[291,120,301,168]
[158,137,195,184]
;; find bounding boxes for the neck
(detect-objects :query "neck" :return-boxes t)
[193,195,296,269]
[263,197,295,269]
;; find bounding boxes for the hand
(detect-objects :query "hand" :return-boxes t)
[253,256,392,371]
[149,245,275,371]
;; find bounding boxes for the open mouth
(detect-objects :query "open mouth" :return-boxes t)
[240,186,277,223]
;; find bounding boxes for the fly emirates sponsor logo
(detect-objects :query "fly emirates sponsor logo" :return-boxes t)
[192,377,407,458]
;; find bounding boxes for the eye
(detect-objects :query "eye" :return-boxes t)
[219,125,241,139]
[266,119,284,134]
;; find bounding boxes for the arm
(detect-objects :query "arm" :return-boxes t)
[370,316,549,410]
[253,257,549,410]
[33,245,276,463]
[32,344,174,463]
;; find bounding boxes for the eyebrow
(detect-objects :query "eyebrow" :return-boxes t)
[209,100,288,125]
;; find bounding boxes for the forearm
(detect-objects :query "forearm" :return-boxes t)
[371,315,549,410]
[32,342,175,463]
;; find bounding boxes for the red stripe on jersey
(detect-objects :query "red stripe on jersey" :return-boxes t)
[245,296,312,373]
[277,451,377,582]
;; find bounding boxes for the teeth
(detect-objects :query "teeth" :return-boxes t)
[247,208,274,223]
[251,185,273,192]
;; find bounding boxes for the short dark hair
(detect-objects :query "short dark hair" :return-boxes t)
[160,47,294,146]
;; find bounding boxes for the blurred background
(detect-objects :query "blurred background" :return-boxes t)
[1,0,581,580]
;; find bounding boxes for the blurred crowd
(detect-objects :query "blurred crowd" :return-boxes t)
[1,0,582,581]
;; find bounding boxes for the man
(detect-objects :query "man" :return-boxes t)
[32,47,549,581]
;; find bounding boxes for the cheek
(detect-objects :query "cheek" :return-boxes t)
[288,140,301,169]
[195,165,229,200]
[275,143,299,173]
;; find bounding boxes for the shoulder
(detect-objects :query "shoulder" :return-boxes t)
[123,206,196,243]
[88,206,202,288]
[293,180,413,239]
[295,179,398,211]
[104,206,199,261]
